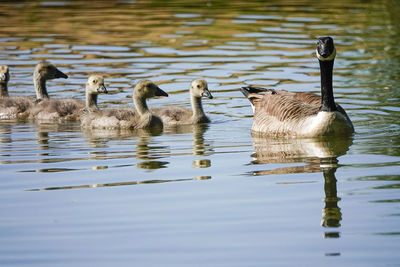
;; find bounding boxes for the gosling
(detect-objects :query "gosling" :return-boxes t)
[152,79,213,126]
[81,80,168,130]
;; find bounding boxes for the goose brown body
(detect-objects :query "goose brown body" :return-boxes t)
[240,37,354,137]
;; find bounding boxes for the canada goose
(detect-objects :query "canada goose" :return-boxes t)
[81,79,168,130]
[240,36,354,137]
[152,79,213,126]
[0,65,33,120]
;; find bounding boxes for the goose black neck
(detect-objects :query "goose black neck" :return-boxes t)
[319,59,337,112]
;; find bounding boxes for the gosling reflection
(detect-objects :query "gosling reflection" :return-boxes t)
[191,124,210,156]
[0,124,12,144]
[192,159,211,168]
[251,136,352,236]
[27,175,211,191]
[83,127,168,171]
[164,123,212,168]
[33,124,84,172]
[135,129,169,170]
[0,124,12,165]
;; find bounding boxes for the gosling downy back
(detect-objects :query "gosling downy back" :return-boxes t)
[152,78,213,126]
[240,36,354,137]
[81,79,168,130]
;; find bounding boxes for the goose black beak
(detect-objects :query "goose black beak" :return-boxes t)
[55,69,68,79]
[98,84,108,94]
[202,88,213,99]
[155,87,168,97]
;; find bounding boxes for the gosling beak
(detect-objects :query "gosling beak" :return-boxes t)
[55,69,68,79]
[202,88,213,99]
[154,87,168,97]
[98,84,108,94]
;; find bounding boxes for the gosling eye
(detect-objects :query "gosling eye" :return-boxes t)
[92,80,97,84]
[197,84,201,88]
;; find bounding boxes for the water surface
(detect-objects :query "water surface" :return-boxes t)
[0,0,399,266]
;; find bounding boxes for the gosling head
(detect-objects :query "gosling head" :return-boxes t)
[86,75,108,95]
[134,80,168,99]
[0,65,10,84]
[316,36,336,62]
[34,61,68,80]
[190,79,213,99]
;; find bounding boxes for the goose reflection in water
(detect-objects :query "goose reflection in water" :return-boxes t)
[163,123,212,168]
[83,126,168,170]
[32,124,84,172]
[250,136,353,234]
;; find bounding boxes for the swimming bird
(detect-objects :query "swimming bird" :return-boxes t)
[152,79,213,126]
[0,62,69,120]
[81,80,168,130]
[29,62,91,122]
[84,75,108,111]
[240,36,354,137]
[33,61,68,100]
[0,65,10,98]
[31,74,107,122]
[0,65,33,120]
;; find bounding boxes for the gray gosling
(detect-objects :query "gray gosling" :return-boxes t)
[0,65,33,120]
[84,75,108,111]
[152,79,213,126]
[81,80,168,130]
[29,62,87,122]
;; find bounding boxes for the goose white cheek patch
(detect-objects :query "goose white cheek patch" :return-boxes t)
[316,48,336,61]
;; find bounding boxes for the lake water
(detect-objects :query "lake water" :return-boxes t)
[0,0,399,266]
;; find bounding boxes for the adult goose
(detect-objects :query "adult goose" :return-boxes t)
[240,37,354,137]
[81,80,168,130]
[152,79,213,126]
